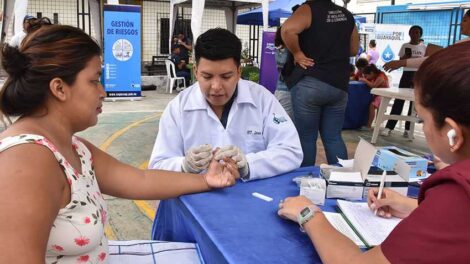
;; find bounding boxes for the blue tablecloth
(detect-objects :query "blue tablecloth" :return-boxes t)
[343,81,372,129]
[152,166,421,263]
[152,167,340,264]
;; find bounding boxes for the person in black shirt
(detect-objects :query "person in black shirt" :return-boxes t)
[281,0,359,166]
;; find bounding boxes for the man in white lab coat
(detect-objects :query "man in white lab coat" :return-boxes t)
[149,28,303,181]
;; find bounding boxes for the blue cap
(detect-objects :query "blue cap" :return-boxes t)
[23,15,35,22]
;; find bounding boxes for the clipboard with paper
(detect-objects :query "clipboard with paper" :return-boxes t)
[324,200,402,248]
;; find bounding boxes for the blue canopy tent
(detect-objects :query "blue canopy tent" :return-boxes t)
[237,0,305,27]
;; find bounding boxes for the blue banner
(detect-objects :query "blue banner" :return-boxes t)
[103,5,141,98]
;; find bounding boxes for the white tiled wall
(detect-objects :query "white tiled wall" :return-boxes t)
[142,0,169,61]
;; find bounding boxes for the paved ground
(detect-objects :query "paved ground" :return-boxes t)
[1,86,430,240]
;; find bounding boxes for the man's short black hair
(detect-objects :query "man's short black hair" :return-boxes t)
[194,28,241,67]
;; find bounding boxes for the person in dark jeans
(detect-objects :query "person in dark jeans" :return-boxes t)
[381,25,426,138]
[281,0,359,166]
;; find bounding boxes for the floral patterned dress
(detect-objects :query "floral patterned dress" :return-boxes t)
[0,134,109,264]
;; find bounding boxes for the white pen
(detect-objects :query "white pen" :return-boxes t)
[374,170,387,216]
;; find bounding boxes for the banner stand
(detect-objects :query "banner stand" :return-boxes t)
[103,4,142,100]
[259,31,277,94]
[358,23,411,88]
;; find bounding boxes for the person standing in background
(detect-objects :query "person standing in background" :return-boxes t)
[381,25,426,138]
[366,39,380,64]
[274,26,293,120]
[281,0,359,166]
[384,10,470,72]
[9,15,36,48]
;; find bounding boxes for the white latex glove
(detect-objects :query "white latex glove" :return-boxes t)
[182,144,213,173]
[214,145,249,179]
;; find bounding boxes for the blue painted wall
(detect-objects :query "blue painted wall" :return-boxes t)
[376,1,468,47]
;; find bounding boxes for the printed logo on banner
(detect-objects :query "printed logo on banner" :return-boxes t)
[375,31,404,41]
[112,39,133,61]
[265,43,276,55]
[381,45,395,63]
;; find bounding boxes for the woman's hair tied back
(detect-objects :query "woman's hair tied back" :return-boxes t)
[1,45,31,79]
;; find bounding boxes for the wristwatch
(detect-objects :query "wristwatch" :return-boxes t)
[297,205,319,230]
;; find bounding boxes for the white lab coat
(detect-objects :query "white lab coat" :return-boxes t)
[149,79,303,180]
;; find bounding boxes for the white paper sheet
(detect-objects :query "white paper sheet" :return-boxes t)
[338,158,354,168]
[324,212,366,247]
[329,171,363,182]
[337,200,401,246]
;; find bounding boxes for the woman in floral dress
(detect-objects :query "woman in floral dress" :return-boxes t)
[0,24,239,263]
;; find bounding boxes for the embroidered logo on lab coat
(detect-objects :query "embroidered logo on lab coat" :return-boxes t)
[273,113,287,124]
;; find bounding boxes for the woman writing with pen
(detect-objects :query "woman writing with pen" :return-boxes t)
[277,42,470,263]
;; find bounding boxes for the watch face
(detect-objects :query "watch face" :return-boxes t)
[300,207,311,217]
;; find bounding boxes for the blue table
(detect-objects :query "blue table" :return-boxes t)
[152,167,339,264]
[343,81,372,129]
[152,166,421,263]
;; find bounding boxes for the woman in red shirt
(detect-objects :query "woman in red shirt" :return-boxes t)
[278,42,470,263]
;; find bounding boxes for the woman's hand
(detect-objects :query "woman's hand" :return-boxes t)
[277,196,320,223]
[367,188,418,219]
[293,51,315,69]
[203,157,239,189]
[383,60,406,72]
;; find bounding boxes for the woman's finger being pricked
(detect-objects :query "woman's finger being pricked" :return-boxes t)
[224,158,240,179]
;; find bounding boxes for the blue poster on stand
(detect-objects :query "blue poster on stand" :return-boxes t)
[103,5,141,98]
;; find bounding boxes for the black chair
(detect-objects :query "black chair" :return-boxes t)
[144,55,168,75]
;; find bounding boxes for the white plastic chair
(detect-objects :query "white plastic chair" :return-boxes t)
[165,59,186,93]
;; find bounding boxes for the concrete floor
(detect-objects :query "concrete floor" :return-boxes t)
[2,85,430,240]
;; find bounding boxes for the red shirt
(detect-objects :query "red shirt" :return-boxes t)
[381,159,470,263]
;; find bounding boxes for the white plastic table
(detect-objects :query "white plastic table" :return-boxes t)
[371,88,419,144]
